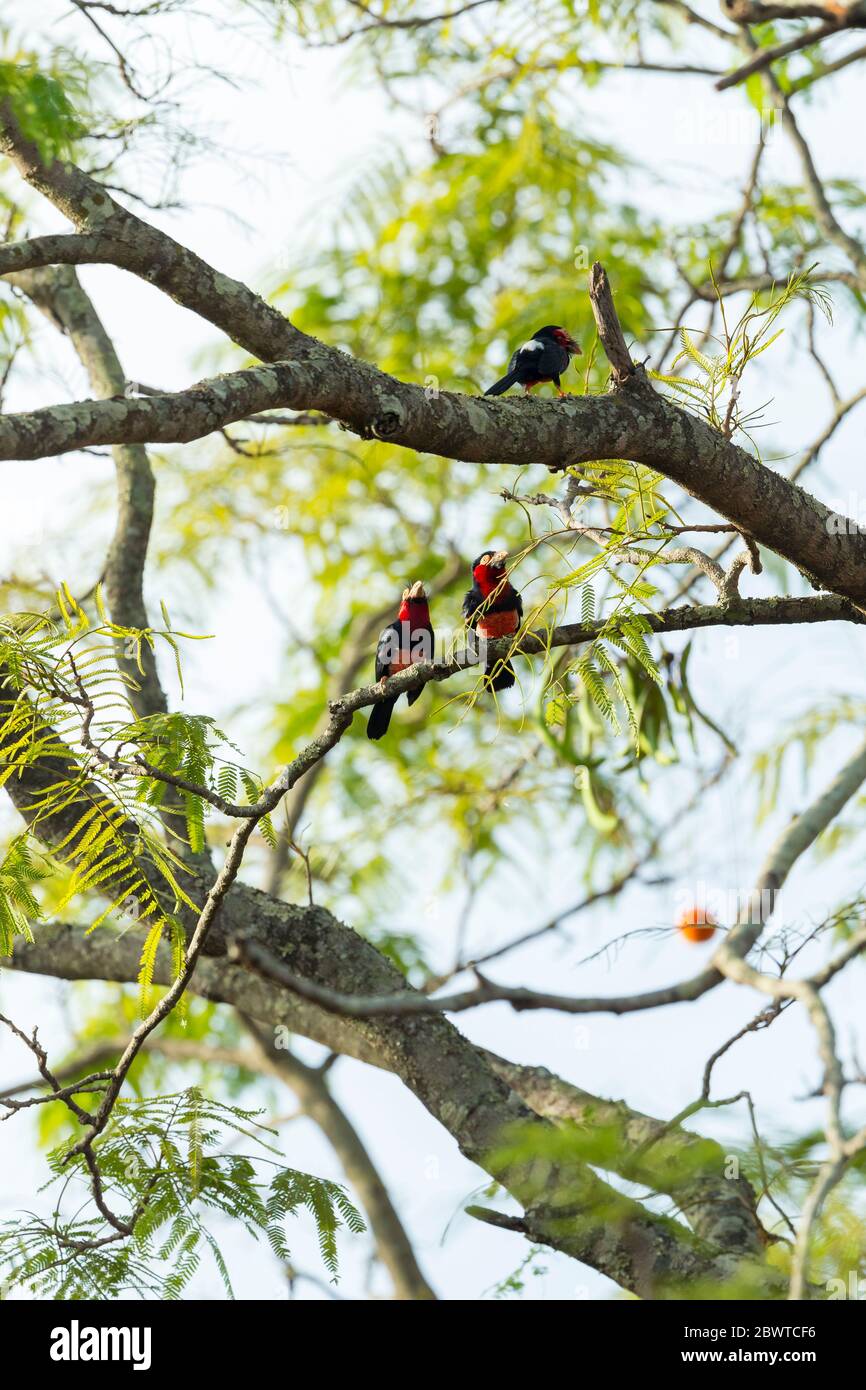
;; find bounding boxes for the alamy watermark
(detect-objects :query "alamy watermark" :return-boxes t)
[375,621,511,674]
[673,881,783,928]
[50,1320,152,1371]
[826,495,866,534]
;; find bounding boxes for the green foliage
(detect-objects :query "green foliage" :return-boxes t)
[0,835,43,954]
[34,994,268,1148]
[0,54,86,162]
[651,269,832,440]
[2,0,866,1302]
[0,590,268,1009]
[564,606,661,747]
[0,1088,364,1298]
[485,1245,548,1300]
[0,604,187,955]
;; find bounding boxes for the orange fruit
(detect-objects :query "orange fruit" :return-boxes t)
[676,907,718,943]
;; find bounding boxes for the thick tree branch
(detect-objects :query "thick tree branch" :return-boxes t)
[3,111,866,606]
[2,358,865,605]
[8,922,387,1066]
[483,1052,768,1256]
[5,923,780,1296]
[0,915,785,1264]
[716,14,866,90]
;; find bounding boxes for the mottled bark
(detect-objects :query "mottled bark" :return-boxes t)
[2,110,866,607]
[485,1053,765,1257]
[2,353,865,605]
[0,102,851,1300]
[9,921,782,1298]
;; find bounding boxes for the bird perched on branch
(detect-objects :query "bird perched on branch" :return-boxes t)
[484,325,581,397]
[367,581,435,740]
[463,550,523,691]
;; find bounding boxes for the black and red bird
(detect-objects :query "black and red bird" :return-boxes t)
[367,580,435,741]
[462,550,523,691]
[484,325,581,398]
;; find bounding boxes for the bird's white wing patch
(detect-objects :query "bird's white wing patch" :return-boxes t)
[519,338,543,353]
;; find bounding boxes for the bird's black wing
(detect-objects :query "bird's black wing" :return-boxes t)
[462,585,483,624]
[537,341,569,379]
[485,339,551,395]
[406,621,434,707]
[484,344,527,396]
[509,339,546,382]
[374,620,400,681]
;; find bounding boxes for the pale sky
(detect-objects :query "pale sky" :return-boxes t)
[1,1,866,1300]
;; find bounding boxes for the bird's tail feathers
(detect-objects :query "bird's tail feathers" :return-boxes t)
[486,658,516,691]
[367,697,396,740]
[484,371,517,397]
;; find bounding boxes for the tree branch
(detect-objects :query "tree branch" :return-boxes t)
[483,1052,768,1255]
[3,109,866,606]
[226,731,866,1020]
[4,912,789,1293]
[716,15,865,91]
[588,260,638,385]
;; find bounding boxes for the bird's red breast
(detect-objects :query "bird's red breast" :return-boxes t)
[477,609,519,640]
